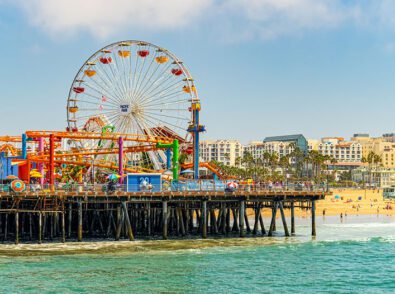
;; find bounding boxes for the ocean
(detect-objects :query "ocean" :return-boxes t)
[0,215,394,293]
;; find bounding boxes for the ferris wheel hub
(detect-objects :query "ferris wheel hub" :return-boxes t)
[119,102,131,115]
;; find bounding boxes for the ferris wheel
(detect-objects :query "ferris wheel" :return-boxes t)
[66,40,201,172]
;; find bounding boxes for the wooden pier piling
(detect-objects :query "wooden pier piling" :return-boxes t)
[239,200,245,237]
[162,201,168,240]
[0,190,326,243]
[278,202,290,237]
[291,201,295,235]
[311,200,316,236]
[201,200,207,238]
[15,211,19,245]
[78,200,83,242]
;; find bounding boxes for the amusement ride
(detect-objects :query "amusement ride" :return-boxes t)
[0,40,227,190]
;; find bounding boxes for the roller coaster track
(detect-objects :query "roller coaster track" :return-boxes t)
[25,131,174,144]
[0,144,19,156]
[181,162,229,179]
[0,136,22,143]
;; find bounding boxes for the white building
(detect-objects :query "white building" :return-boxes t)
[243,141,265,160]
[315,137,362,163]
[200,140,243,166]
[352,167,395,188]
[243,141,295,161]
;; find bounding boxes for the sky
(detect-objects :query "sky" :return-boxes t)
[0,0,395,144]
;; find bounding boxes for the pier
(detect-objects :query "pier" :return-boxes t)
[0,186,327,244]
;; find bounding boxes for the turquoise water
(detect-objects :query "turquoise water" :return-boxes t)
[0,215,394,293]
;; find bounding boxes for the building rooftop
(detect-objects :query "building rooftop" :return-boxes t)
[263,134,305,142]
[353,133,370,138]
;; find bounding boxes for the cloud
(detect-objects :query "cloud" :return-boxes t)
[7,0,395,41]
[12,0,212,38]
[218,0,361,40]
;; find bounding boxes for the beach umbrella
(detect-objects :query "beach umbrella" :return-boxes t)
[10,180,26,192]
[107,174,120,181]
[30,173,43,178]
[6,175,18,180]
[227,181,238,190]
[30,171,43,178]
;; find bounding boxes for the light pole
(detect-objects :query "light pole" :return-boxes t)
[91,157,95,187]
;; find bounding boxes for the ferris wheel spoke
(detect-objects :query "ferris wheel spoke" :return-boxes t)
[77,108,117,112]
[143,111,190,121]
[84,63,113,90]
[133,54,166,105]
[144,99,191,109]
[74,109,118,119]
[112,50,129,98]
[119,116,133,135]
[77,93,119,109]
[130,49,140,104]
[126,116,140,136]
[93,59,125,103]
[141,85,185,108]
[144,108,188,111]
[133,58,173,101]
[130,49,150,101]
[139,79,184,107]
[136,70,177,103]
[70,98,110,108]
[142,90,186,108]
[106,53,127,101]
[131,51,158,103]
[128,47,134,99]
[110,66,128,102]
[84,80,122,106]
[129,47,144,101]
[142,113,187,132]
[117,49,132,100]
[90,64,125,103]
[135,116,158,138]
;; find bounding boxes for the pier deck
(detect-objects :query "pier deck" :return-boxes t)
[0,188,328,244]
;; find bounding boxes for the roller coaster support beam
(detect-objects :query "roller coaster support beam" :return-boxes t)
[166,148,171,170]
[187,103,205,180]
[193,109,200,180]
[38,137,44,186]
[118,137,124,184]
[21,134,27,159]
[157,140,179,182]
[49,134,55,190]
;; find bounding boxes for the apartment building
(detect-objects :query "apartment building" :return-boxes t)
[310,137,362,163]
[352,134,395,168]
[199,140,243,166]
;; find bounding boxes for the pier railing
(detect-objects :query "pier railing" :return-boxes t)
[0,181,328,194]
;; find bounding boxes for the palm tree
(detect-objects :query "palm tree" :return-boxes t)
[289,142,305,178]
[242,152,254,169]
[363,151,382,186]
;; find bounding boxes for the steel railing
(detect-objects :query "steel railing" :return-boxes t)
[0,181,330,194]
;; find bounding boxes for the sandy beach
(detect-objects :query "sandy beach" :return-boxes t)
[253,188,395,218]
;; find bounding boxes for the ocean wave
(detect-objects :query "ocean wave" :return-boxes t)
[322,222,395,229]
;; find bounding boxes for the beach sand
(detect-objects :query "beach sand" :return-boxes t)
[251,188,395,218]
